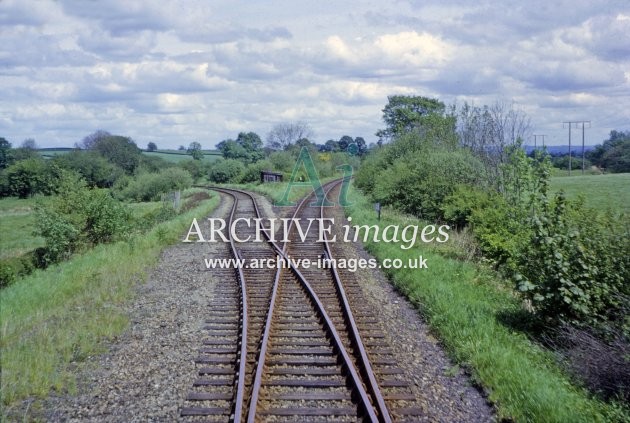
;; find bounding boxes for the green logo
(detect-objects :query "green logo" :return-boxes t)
[276,147,352,207]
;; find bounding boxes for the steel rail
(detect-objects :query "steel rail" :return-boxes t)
[320,178,393,423]
[208,188,249,423]
[241,182,380,422]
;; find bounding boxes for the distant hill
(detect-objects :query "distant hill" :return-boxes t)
[524,145,597,156]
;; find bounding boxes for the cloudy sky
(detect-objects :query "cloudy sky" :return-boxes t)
[1,0,628,149]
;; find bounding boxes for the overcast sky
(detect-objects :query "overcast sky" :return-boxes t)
[1,0,628,149]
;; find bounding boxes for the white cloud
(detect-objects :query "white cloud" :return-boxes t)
[0,0,628,147]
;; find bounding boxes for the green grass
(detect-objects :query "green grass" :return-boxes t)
[35,148,222,163]
[0,197,46,260]
[142,150,221,163]
[550,173,630,214]
[36,148,73,159]
[344,184,627,422]
[0,193,220,415]
[0,197,163,261]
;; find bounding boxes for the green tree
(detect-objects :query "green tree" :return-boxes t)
[147,142,158,151]
[138,155,171,173]
[354,137,368,156]
[378,95,447,140]
[4,158,58,198]
[0,137,12,169]
[92,135,142,174]
[178,159,206,181]
[53,150,123,188]
[209,159,245,183]
[338,135,353,151]
[588,130,630,172]
[117,168,192,202]
[77,130,111,150]
[188,142,204,160]
[236,131,264,162]
[323,139,339,152]
[217,139,248,161]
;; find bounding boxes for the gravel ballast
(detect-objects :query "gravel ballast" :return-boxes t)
[43,191,494,422]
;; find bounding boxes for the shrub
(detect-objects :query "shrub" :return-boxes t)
[35,207,80,265]
[516,193,630,331]
[441,184,495,228]
[53,151,124,188]
[4,158,53,198]
[239,160,273,184]
[138,154,172,173]
[35,172,132,265]
[371,147,486,221]
[209,159,245,183]
[117,168,193,202]
[468,195,531,270]
[82,189,131,244]
[0,254,36,288]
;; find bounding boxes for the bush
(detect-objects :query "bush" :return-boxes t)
[138,154,172,174]
[35,207,80,264]
[92,135,142,174]
[441,184,494,228]
[516,193,630,331]
[35,172,132,265]
[83,189,131,244]
[178,159,207,181]
[370,147,486,221]
[209,159,244,183]
[0,254,36,288]
[239,160,273,184]
[3,158,55,198]
[117,168,193,202]
[53,151,124,188]
[468,195,531,271]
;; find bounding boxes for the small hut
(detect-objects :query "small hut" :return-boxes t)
[260,170,283,183]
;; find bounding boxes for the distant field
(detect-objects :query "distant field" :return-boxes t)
[37,148,73,158]
[0,197,46,260]
[36,148,222,163]
[143,150,221,163]
[550,173,630,214]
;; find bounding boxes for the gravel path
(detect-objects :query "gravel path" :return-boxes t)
[42,191,494,422]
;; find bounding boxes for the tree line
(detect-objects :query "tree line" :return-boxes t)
[356,95,629,401]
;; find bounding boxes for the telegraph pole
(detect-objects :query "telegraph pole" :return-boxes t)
[563,121,590,175]
[580,121,591,174]
[532,134,546,149]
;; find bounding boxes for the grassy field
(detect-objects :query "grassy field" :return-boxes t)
[35,148,222,163]
[0,192,220,416]
[550,173,630,214]
[343,184,626,422]
[0,197,163,261]
[142,150,221,163]
[0,197,46,260]
[37,148,73,159]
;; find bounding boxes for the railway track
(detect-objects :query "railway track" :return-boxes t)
[181,181,423,422]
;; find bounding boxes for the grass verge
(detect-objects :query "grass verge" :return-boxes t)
[345,184,627,422]
[0,192,220,414]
